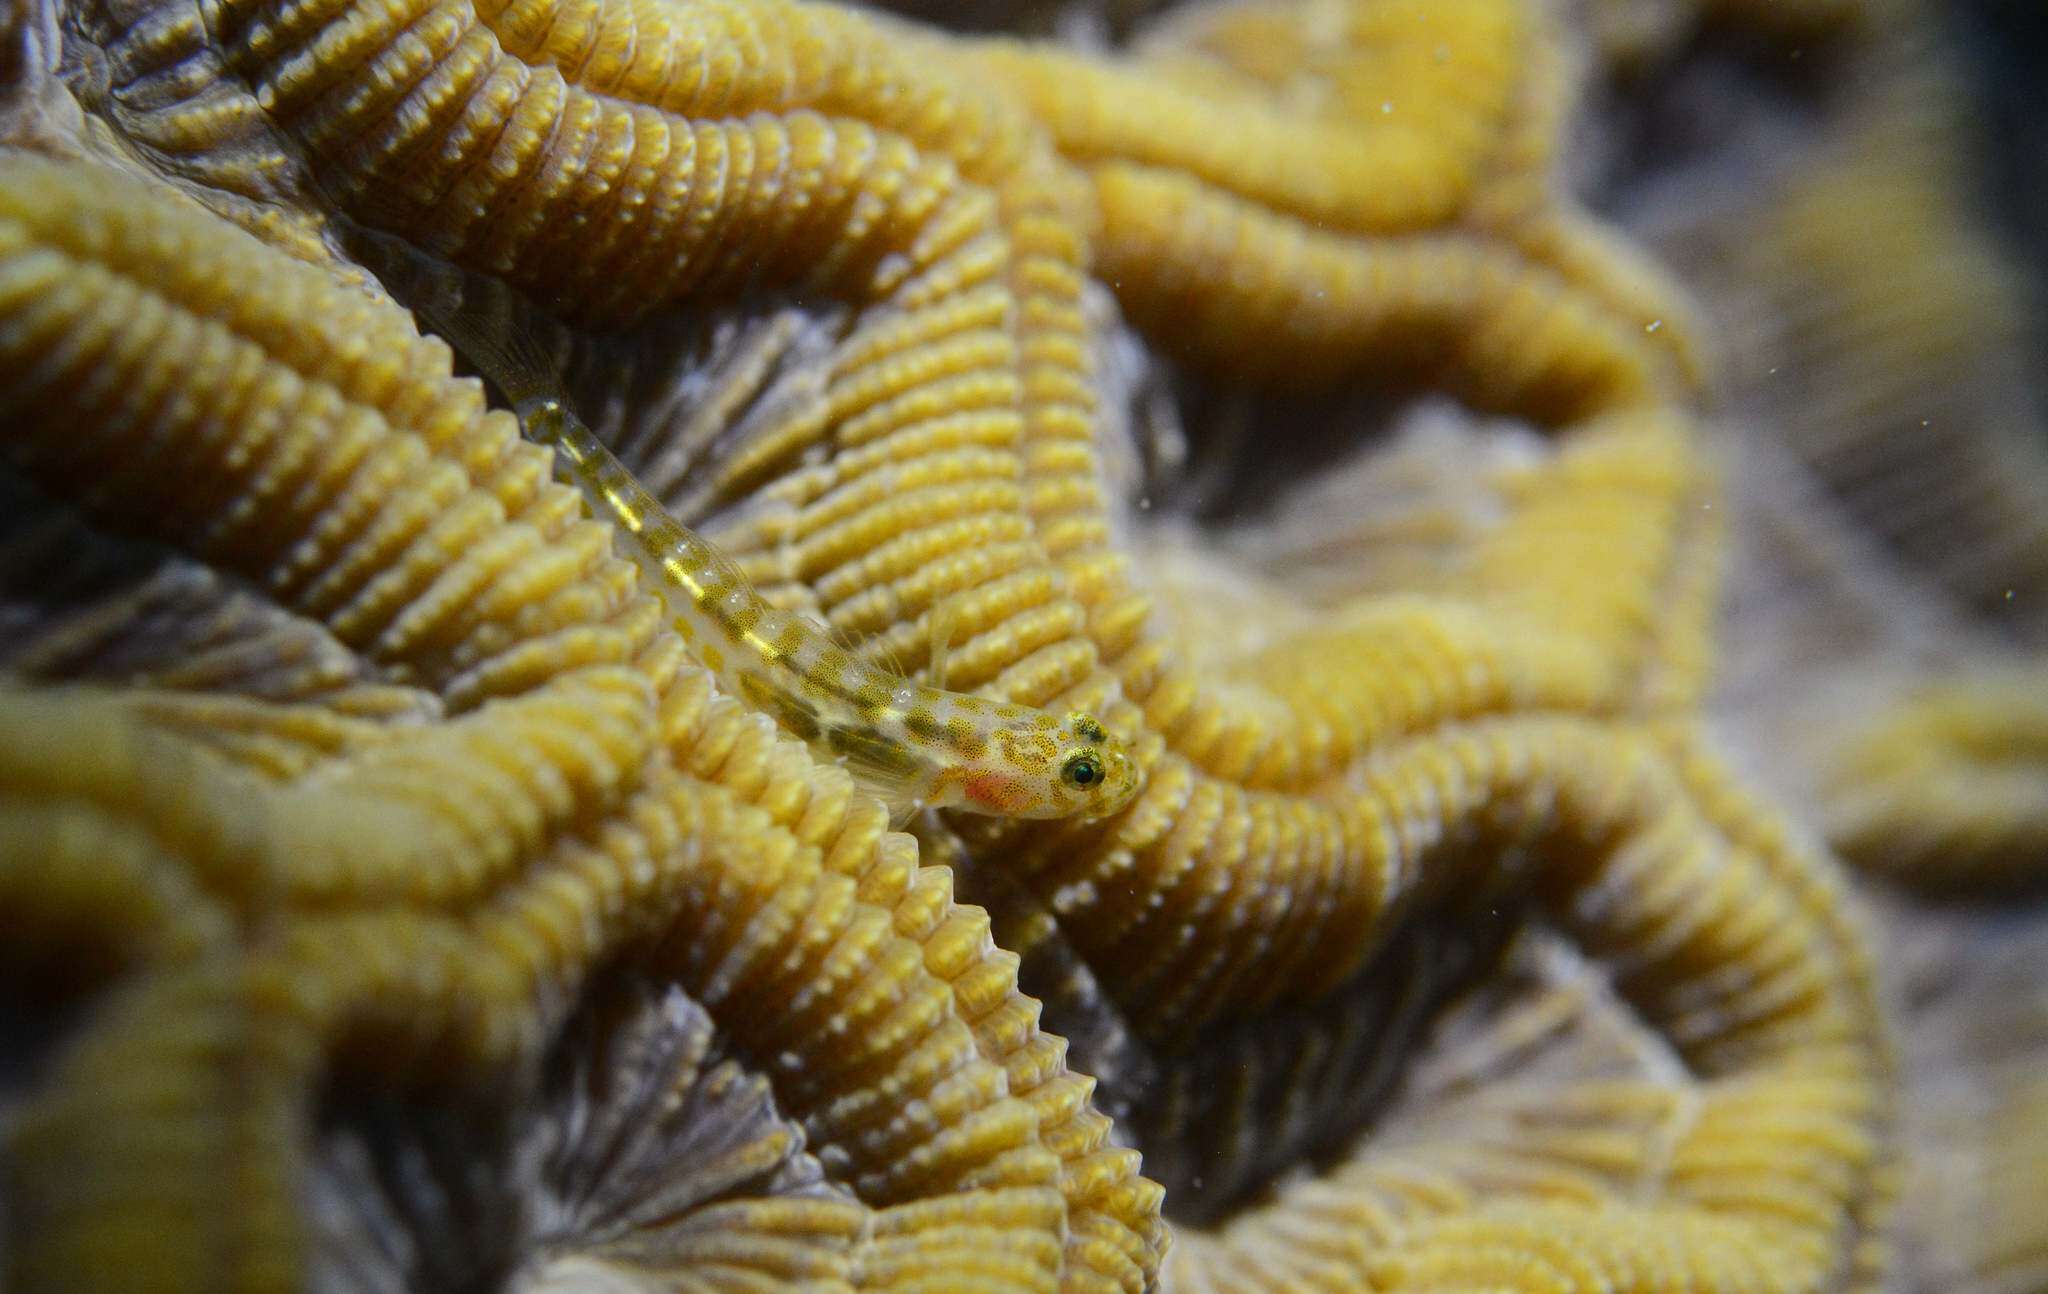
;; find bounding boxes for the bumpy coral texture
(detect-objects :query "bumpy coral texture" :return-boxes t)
[0,0,2039,1290]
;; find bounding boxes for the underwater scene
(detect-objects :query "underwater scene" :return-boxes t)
[1,0,2044,1290]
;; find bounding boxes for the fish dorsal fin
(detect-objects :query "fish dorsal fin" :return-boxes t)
[809,611,909,686]
[925,591,969,690]
[868,637,911,687]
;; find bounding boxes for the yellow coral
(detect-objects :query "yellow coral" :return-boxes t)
[4,0,2039,1288]
[0,151,1158,1293]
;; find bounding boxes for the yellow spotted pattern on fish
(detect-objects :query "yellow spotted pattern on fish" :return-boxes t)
[522,394,1140,821]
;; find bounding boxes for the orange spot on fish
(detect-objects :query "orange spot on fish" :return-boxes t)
[964,771,1032,814]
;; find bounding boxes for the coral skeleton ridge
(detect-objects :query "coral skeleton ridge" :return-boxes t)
[0,0,2042,1292]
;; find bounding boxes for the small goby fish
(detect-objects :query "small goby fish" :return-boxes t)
[375,237,1142,823]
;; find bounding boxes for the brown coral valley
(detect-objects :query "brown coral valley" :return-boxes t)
[1,0,2044,1291]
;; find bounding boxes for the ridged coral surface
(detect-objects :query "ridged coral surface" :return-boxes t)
[0,0,2041,1291]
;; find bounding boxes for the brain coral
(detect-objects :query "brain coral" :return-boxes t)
[0,0,2041,1291]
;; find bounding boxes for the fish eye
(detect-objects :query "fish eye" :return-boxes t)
[1061,752,1104,789]
[1069,713,1108,744]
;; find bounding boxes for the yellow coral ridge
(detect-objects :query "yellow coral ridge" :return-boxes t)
[1817,670,2048,890]
[0,151,1159,1293]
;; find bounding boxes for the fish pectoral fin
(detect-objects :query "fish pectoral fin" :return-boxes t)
[847,763,920,827]
[825,723,926,820]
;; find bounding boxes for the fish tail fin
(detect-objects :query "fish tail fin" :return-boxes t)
[343,221,565,405]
